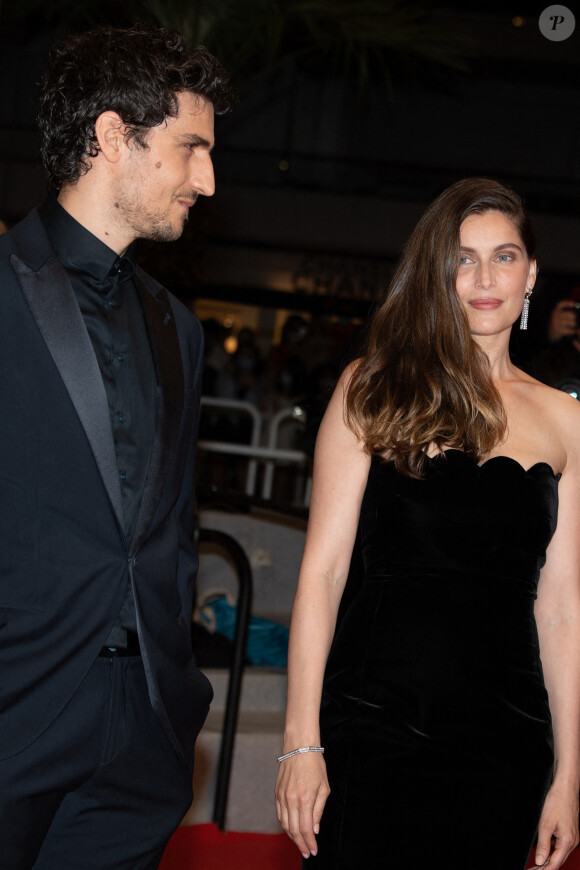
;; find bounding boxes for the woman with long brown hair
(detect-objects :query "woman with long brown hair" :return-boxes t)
[275,178,580,869]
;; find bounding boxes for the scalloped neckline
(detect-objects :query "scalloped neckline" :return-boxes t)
[430,449,560,480]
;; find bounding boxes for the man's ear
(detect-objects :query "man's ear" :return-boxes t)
[94,111,127,164]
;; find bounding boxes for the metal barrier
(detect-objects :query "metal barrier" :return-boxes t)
[197,527,253,831]
[262,406,306,500]
[199,397,262,496]
[198,397,310,505]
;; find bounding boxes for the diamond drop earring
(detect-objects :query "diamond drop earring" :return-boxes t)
[520,289,532,331]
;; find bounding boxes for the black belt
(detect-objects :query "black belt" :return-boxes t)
[98,632,141,657]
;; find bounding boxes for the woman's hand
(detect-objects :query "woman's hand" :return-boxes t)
[530,781,579,869]
[275,752,330,859]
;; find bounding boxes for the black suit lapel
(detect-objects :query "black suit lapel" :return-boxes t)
[130,272,184,555]
[11,250,126,536]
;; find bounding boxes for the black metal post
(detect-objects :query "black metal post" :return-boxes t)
[198,528,253,831]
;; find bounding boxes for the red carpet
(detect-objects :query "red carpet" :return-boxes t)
[160,825,580,870]
[159,824,300,870]
[526,850,580,869]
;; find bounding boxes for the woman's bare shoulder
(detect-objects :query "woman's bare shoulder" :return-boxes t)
[524,376,580,423]
[338,357,363,384]
[519,375,580,465]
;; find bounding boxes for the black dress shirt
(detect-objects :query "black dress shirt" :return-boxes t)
[39,197,156,646]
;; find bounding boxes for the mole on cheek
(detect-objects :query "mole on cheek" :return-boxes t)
[114,202,120,209]
[155,161,162,169]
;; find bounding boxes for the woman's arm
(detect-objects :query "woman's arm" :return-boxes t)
[275,367,370,859]
[531,405,580,870]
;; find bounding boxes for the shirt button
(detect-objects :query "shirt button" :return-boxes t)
[117,412,125,424]
[107,298,117,308]
[117,353,125,362]
[120,471,127,482]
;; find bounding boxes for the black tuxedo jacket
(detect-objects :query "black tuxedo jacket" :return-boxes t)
[0,209,212,765]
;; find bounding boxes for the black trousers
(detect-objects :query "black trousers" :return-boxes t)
[0,655,195,869]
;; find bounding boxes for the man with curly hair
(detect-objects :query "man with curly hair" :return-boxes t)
[0,25,233,869]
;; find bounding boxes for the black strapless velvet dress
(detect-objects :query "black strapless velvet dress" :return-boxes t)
[310,450,559,869]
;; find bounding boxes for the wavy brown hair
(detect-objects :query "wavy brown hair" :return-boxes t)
[345,177,537,477]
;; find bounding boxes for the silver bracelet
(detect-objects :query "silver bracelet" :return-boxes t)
[277,746,325,763]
